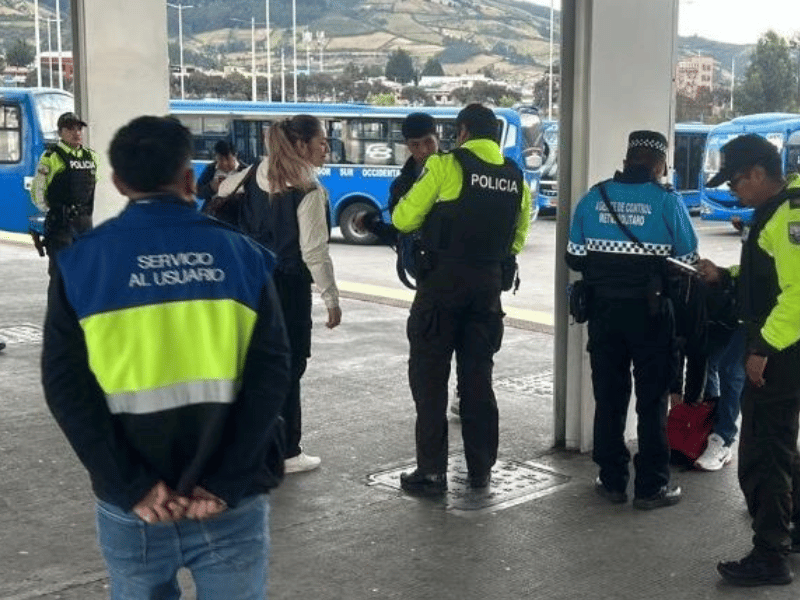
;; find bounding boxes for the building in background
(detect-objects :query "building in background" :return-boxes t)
[676,54,714,99]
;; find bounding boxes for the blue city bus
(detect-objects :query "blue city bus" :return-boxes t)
[531,121,710,216]
[673,122,712,212]
[0,88,73,233]
[699,113,800,223]
[169,100,543,244]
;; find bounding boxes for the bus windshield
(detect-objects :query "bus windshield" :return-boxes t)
[34,92,75,141]
[518,109,544,169]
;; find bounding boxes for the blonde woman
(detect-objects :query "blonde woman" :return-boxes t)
[236,115,342,473]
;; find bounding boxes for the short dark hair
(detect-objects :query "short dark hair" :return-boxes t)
[109,116,192,193]
[456,103,498,142]
[213,139,235,157]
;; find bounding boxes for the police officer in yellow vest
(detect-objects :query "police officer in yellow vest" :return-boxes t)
[392,103,531,495]
[31,111,99,272]
[698,135,800,587]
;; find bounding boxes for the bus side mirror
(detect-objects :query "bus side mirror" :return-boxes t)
[525,154,542,170]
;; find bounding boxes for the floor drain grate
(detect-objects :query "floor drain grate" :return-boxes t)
[368,455,570,515]
[0,323,43,345]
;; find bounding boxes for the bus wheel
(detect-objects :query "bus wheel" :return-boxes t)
[340,202,379,245]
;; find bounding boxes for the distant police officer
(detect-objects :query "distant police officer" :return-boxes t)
[31,111,98,273]
[566,130,698,510]
[392,103,531,495]
[699,135,800,587]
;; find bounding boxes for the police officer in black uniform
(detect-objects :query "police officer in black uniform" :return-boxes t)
[700,135,800,586]
[31,112,98,274]
[392,103,532,495]
[566,131,699,510]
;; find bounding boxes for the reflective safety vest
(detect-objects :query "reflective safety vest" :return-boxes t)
[45,144,97,215]
[421,147,523,263]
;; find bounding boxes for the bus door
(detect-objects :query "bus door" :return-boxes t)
[673,129,708,210]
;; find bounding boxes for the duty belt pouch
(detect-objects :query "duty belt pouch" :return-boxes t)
[568,279,590,323]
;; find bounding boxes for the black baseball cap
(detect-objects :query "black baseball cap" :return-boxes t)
[57,112,87,129]
[706,134,780,188]
[401,113,436,140]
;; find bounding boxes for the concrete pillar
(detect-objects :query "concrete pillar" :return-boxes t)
[554,0,679,451]
[70,0,170,225]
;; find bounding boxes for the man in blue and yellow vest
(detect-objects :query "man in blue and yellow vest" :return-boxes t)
[699,134,800,587]
[42,116,291,598]
[392,103,531,495]
[31,111,98,273]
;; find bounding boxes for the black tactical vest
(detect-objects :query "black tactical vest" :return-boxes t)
[421,147,523,263]
[45,144,96,215]
[738,187,800,327]
[245,182,330,275]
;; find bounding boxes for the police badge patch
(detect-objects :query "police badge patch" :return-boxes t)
[789,222,800,245]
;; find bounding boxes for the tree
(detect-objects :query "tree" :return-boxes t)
[401,85,433,106]
[6,39,35,68]
[735,31,797,114]
[451,82,520,105]
[385,49,415,84]
[421,58,444,77]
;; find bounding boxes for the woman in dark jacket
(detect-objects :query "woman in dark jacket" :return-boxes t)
[234,115,342,473]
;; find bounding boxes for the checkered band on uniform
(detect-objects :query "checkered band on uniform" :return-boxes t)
[567,241,587,256]
[628,138,667,155]
[585,238,672,256]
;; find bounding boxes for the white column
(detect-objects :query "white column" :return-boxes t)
[70,0,170,226]
[266,0,272,101]
[34,0,41,88]
[292,0,297,101]
[56,0,63,89]
[251,17,257,102]
[554,0,679,451]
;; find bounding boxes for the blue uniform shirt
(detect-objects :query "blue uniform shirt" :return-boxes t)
[566,167,699,290]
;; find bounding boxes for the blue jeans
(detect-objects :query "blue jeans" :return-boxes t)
[96,494,270,600]
[705,325,746,446]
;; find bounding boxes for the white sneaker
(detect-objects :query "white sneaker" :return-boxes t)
[284,452,321,474]
[694,433,732,471]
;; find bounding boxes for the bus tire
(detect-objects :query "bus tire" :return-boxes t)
[339,202,379,245]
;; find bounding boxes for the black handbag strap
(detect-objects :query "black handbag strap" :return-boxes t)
[597,183,650,254]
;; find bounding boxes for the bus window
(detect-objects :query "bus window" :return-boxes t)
[232,119,265,164]
[436,121,458,152]
[787,130,800,175]
[0,104,22,163]
[347,119,394,165]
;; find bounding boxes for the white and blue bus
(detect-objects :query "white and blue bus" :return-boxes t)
[169,100,544,244]
[0,87,73,234]
[700,113,800,223]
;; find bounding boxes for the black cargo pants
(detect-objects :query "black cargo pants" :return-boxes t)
[738,342,800,554]
[587,297,677,498]
[407,261,504,478]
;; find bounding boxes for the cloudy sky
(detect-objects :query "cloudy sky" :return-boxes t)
[527,1,800,45]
